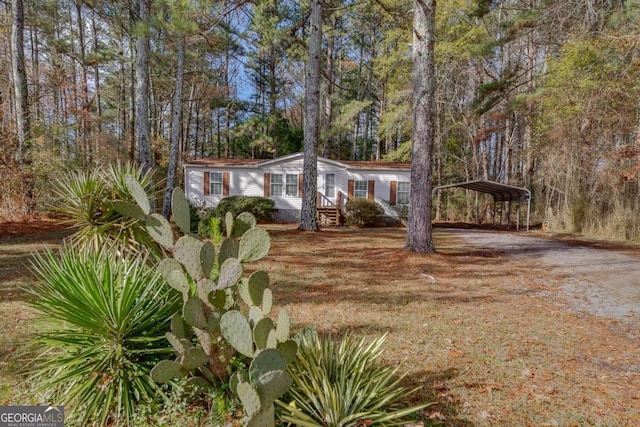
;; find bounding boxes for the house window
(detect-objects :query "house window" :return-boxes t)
[354,180,368,199]
[397,182,410,204]
[325,174,335,198]
[270,174,283,196]
[210,172,223,195]
[285,174,298,197]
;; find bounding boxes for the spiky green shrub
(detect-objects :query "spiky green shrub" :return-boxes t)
[28,247,180,426]
[345,198,385,227]
[277,331,432,427]
[50,162,162,255]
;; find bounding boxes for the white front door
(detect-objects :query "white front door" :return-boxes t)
[324,173,335,200]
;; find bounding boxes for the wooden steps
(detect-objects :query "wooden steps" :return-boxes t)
[317,207,343,226]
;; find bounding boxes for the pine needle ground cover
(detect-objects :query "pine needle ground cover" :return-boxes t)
[1,219,640,425]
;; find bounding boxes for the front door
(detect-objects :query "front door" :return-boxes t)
[324,173,335,201]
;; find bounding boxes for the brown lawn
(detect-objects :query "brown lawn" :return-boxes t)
[1,219,639,426]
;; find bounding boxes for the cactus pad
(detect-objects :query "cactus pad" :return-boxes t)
[170,312,188,339]
[266,329,278,349]
[111,200,147,221]
[150,360,187,384]
[277,340,298,365]
[256,370,293,407]
[196,278,216,302]
[262,288,273,315]
[275,310,291,342]
[238,278,252,307]
[171,187,192,234]
[208,290,227,310]
[207,310,221,331]
[253,318,275,350]
[200,241,216,278]
[159,259,189,294]
[166,332,186,354]
[247,271,269,306]
[217,258,243,289]
[224,212,234,238]
[232,212,256,237]
[238,228,271,263]
[146,213,175,249]
[249,306,264,327]
[246,404,275,427]
[249,348,287,385]
[180,347,209,371]
[174,235,205,279]
[237,381,261,418]
[230,370,249,395]
[218,238,239,264]
[193,327,214,356]
[125,175,151,215]
[220,310,254,357]
[183,297,207,329]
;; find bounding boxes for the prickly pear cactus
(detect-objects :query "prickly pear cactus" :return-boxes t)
[120,178,295,427]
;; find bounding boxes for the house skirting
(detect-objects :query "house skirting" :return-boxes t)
[273,209,300,223]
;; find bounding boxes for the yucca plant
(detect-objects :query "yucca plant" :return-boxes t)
[27,246,181,426]
[277,331,433,427]
[50,163,162,255]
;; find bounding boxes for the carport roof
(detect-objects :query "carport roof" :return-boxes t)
[433,180,531,202]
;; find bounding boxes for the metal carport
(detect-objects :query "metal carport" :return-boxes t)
[432,180,532,231]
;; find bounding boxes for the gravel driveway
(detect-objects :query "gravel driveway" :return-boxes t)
[445,228,640,323]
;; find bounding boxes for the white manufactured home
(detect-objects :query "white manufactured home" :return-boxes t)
[183,152,411,223]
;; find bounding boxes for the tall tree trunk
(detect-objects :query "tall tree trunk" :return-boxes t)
[30,24,41,123]
[128,15,136,162]
[75,0,92,159]
[322,15,335,159]
[92,10,102,138]
[12,0,34,213]
[299,0,322,231]
[406,0,436,253]
[135,0,152,173]
[163,35,185,219]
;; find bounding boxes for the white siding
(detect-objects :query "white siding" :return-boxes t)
[261,159,303,210]
[184,155,411,213]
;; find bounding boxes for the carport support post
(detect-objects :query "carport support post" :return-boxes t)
[526,193,531,231]
[516,202,520,231]
[493,200,496,225]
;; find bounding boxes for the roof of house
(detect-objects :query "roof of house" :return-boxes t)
[184,152,411,170]
[186,158,265,167]
[341,160,410,169]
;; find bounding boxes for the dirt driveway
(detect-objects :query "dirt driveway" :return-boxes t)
[447,228,640,327]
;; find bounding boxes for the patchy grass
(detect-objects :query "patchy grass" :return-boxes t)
[255,225,640,426]
[1,220,639,425]
[0,218,71,405]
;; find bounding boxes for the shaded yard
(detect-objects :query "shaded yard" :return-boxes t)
[1,219,639,425]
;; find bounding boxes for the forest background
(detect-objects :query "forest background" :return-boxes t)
[2,0,640,240]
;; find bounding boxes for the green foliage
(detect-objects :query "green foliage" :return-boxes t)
[214,196,275,223]
[384,141,412,162]
[277,331,433,426]
[27,247,180,426]
[345,198,386,227]
[120,178,294,427]
[49,162,162,255]
[197,210,224,244]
